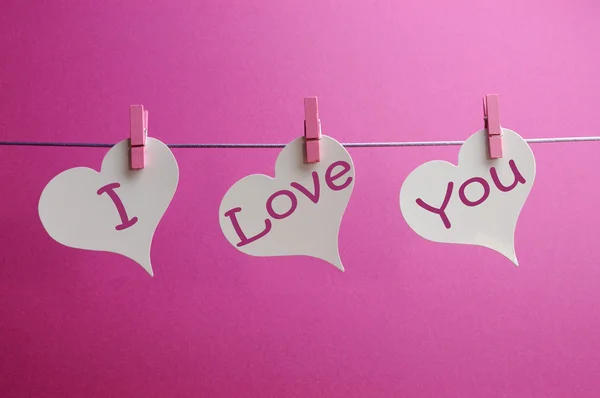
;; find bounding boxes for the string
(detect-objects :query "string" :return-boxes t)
[1,136,599,149]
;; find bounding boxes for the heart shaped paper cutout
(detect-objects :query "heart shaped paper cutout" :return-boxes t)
[400,129,536,265]
[219,136,355,271]
[39,138,179,276]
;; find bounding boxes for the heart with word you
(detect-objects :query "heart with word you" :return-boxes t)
[400,129,535,265]
[39,138,179,276]
[219,136,355,271]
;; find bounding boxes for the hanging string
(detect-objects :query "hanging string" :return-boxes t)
[0,136,600,149]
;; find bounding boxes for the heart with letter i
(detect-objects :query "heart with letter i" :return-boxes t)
[38,138,179,276]
[399,129,536,265]
[219,136,355,271]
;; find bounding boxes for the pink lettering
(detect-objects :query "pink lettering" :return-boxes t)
[490,159,526,192]
[325,161,353,191]
[223,207,272,247]
[459,177,490,207]
[416,161,528,229]
[225,159,353,246]
[266,190,298,220]
[96,182,138,231]
[290,171,320,203]
[416,182,454,229]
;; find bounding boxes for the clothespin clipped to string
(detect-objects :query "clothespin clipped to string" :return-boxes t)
[130,105,148,169]
[304,97,321,163]
[483,94,502,159]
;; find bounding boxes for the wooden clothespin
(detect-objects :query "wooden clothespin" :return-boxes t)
[483,94,502,159]
[304,97,321,163]
[130,105,148,169]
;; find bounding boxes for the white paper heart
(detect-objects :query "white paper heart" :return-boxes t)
[39,138,179,276]
[219,136,355,271]
[400,129,536,265]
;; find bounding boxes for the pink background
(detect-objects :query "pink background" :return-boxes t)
[1,1,600,397]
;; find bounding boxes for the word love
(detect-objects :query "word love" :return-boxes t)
[219,136,355,270]
[416,159,526,229]
[224,160,352,247]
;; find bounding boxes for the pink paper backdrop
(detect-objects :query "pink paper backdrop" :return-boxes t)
[2,1,600,397]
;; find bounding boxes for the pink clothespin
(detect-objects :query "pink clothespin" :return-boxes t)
[130,105,148,169]
[483,94,502,159]
[304,97,321,163]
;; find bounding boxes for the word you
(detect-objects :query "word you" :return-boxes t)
[416,159,526,229]
[224,160,353,247]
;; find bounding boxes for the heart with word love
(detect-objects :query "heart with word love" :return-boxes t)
[38,138,179,276]
[219,136,355,271]
[400,129,536,265]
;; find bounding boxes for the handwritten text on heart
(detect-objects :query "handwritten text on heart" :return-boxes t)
[399,129,536,265]
[219,136,355,271]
